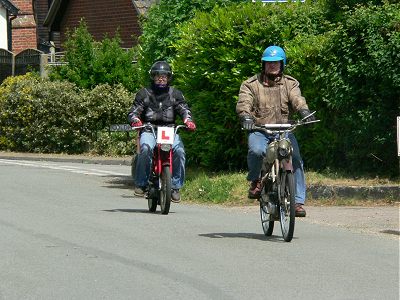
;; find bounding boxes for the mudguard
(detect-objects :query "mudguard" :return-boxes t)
[281,158,293,172]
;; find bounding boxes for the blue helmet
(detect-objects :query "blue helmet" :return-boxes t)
[261,46,286,66]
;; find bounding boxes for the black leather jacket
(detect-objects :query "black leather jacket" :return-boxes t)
[127,85,193,126]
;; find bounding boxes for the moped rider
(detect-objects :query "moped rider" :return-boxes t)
[236,45,315,217]
[127,61,196,202]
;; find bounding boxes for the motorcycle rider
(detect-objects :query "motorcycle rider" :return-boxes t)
[127,61,196,202]
[236,45,315,217]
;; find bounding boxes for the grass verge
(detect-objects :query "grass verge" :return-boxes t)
[182,168,399,207]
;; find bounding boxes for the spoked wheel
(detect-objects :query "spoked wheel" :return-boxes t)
[260,188,274,236]
[278,171,295,242]
[159,166,172,215]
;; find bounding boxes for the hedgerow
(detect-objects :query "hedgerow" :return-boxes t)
[172,2,330,170]
[171,1,399,176]
[137,0,246,85]
[0,73,133,154]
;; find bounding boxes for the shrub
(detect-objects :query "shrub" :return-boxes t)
[85,83,133,134]
[49,20,140,92]
[0,74,135,154]
[137,0,246,84]
[172,2,330,170]
[302,2,400,175]
[171,1,399,176]
[0,74,89,152]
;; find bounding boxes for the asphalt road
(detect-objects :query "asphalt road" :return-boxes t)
[0,159,399,300]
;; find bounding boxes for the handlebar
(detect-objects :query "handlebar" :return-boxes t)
[253,117,320,134]
[132,123,187,136]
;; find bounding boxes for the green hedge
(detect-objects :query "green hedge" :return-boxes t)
[49,20,140,93]
[1,1,398,176]
[0,74,133,154]
[172,2,330,170]
[170,2,399,176]
[137,0,246,85]
[300,3,400,174]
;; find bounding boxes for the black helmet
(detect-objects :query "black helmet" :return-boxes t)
[149,61,173,80]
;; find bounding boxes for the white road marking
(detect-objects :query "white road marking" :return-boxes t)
[0,159,127,177]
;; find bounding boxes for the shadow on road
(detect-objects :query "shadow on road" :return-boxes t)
[198,232,294,242]
[103,208,175,215]
[101,175,134,190]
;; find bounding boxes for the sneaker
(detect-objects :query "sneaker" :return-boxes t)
[134,186,147,197]
[295,203,306,217]
[171,189,181,203]
[248,180,261,199]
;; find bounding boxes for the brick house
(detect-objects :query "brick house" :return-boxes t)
[43,0,156,51]
[0,0,19,50]
[5,0,154,54]
[10,0,38,53]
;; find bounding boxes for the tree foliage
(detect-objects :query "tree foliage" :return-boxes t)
[172,2,331,170]
[137,0,245,84]
[49,20,140,92]
[169,1,399,175]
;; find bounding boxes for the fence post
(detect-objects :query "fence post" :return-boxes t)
[40,53,48,78]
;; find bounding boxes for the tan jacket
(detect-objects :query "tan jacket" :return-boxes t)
[236,74,309,124]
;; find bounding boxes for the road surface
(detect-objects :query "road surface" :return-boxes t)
[0,159,398,299]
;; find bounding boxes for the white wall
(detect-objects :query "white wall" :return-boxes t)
[0,6,8,49]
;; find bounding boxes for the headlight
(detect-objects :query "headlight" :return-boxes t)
[277,139,292,159]
[160,144,172,152]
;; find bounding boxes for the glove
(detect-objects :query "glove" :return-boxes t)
[299,109,316,122]
[240,115,255,130]
[131,117,143,128]
[184,118,196,131]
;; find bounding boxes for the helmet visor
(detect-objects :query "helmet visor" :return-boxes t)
[151,70,172,80]
[261,56,285,62]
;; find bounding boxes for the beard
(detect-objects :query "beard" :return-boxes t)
[263,72,282,86]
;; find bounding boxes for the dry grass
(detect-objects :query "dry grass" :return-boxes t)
[183,169,399,207]
[306,171,399,186]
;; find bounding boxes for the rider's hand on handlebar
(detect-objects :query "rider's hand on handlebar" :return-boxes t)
[240,115,255,130]
[184,118,196,131]
[131,117,143,128]
[299,109,316,122]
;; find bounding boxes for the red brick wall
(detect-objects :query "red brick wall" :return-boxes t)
[60,0,141,49]
[11,0,38,53]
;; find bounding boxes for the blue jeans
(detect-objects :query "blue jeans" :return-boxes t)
[247,131,306,204]
[135,131,186,189]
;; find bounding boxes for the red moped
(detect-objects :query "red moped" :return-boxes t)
[132,123,186,214]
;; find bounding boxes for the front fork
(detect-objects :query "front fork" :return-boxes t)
[262,157,292,205]
[153,145,172,176]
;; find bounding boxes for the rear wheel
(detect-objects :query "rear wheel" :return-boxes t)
[279,171,295,242]
[160,166,172,215]
[148,190,157,212]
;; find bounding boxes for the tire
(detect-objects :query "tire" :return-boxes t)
[259,169,275,236]
[260,200,274,236]
[148,191,157,212]
[279,171,295,242]
[159,166,172,215]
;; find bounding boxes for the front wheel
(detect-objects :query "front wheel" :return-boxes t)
[279,171,295,242]
[260,187,274,236]
[159,166,172,215]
